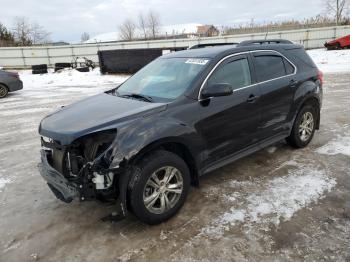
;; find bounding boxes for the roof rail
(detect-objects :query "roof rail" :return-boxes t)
[189,42,238,49]
[237,39,293,47]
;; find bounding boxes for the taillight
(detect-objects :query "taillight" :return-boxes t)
[317,70,323,86]
[8,72,19,79]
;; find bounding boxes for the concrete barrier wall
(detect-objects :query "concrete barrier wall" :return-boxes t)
[1,25,350,69]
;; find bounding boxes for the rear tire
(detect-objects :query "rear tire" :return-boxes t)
[336,42,341,50]
[0,84,8,98]
[31,64,47,70]
[54,63,72,72]
[32,69,48,74]
[129,150,190,225]
[286,105,317,148]
[75,67,90,72]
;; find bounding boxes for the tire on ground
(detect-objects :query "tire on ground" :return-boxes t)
[75,67,90,72]
[54,63,72,72]
[31,64,47,70]
[336,42,341,49]
[55,63,72,68]
[32,69,48,74]
[128,150,191,225]
[286,104,317,148]
[0,84,8,98]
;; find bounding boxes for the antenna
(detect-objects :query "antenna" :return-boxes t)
[264,25,269,40]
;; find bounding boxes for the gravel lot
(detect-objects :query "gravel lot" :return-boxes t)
[0,70,349,262]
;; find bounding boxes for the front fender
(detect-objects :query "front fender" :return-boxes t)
[109,115,202,168]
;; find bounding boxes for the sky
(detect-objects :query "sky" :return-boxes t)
[0,0,324,43]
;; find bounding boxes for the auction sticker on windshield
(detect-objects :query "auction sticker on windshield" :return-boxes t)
[185,59,209,65]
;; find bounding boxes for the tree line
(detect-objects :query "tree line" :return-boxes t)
[223,0,350,35]
[1,0,349,46]
[222,15,350,36]
[0,17,50,47]
[118,10,161,41]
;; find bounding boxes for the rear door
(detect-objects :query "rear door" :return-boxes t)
[251,51,297,140]
[197,54,262,165]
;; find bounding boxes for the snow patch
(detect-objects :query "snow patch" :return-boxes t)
[0,178,11,192]
[19,68,129,91]
[201,167,336,237]
[307,49,350,73]
[246,170,335,223]
[0,107,50,117]
[266,146,277,154]
[316,134,350,156]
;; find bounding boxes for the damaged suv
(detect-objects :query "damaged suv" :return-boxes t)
[38,40,323,224]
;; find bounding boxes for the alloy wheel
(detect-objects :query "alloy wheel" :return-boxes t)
[0,86,8,98]
[143,166,184,214]
[299,111,314,142]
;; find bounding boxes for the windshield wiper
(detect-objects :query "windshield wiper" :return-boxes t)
[118,93,153,102]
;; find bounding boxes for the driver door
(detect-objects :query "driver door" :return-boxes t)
[197,54,262,166]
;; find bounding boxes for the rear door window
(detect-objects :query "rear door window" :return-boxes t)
[253,54,287,82]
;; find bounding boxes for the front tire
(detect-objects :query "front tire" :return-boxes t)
[0,84,8,98]
[287,105,317,148]
[129,150,190,225]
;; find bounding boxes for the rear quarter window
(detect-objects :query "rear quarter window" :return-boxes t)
[283,58,295,74]
[287,48,317,68]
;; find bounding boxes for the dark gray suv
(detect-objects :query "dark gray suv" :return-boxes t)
[38,39,323,224]
[0,70,23,98]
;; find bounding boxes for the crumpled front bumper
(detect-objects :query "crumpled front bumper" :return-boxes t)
[38,150,78,203]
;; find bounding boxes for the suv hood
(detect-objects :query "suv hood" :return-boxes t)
[39,93,167,145]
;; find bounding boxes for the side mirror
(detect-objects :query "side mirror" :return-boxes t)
[201,83,233,99]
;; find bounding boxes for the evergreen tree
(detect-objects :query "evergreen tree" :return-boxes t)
[0,23,15,47]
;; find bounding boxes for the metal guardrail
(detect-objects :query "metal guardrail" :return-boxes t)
[1,25,350,69]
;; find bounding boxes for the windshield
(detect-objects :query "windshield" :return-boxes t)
[116,57,210,102]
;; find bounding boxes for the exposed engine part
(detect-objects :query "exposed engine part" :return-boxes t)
[41,129,120,206]
[92,172,114,190]
[92,172,105,190]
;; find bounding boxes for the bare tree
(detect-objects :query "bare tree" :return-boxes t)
[325,0,349,25]
[119,19,136,41]
[81,32,90,42]
[31,22,51,44]
[12,17,32,46]
[12,17,50,46]
[138,13,148,39]
[147,10,161,39]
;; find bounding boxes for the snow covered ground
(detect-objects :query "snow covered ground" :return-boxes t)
[19,68,129,95]
[308,48,350,73]
[0,50,350,261]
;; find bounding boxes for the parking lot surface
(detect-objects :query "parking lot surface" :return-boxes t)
[0,70,349,262]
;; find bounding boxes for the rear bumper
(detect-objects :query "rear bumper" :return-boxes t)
[38,149,78,203]
[8,79,23,92]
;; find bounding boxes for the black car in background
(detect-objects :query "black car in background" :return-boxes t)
[38,40,323,224]
[0,69,23,98]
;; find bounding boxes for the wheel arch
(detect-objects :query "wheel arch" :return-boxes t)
[0,82,9,90]
[128,138,200,187]
[0,82,9,98]
[297,96,321,129]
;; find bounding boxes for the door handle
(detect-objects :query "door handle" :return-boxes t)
[290,79,299,87]
[247,94,259,103]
